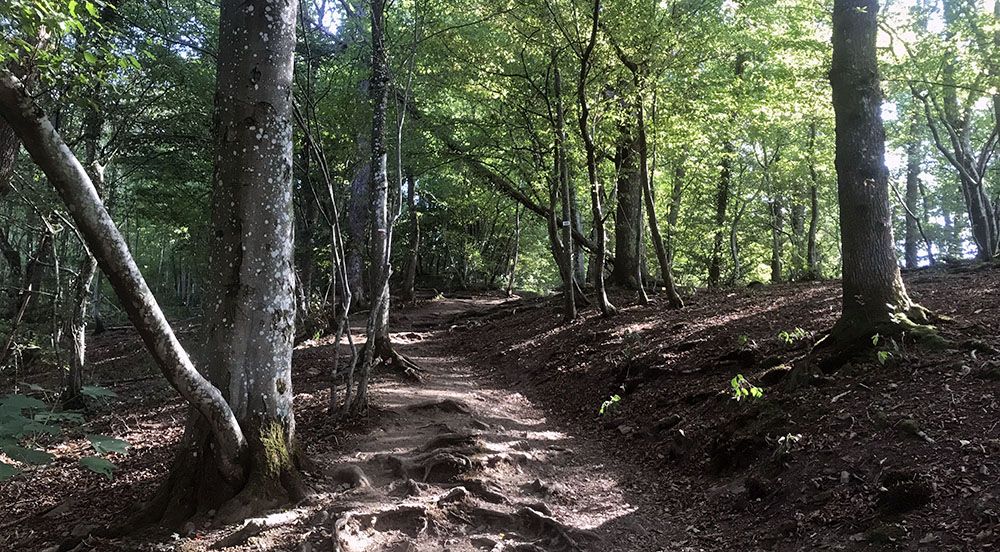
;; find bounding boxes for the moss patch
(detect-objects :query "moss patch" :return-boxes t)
[260,422,292,476]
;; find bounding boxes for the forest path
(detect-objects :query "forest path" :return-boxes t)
[314,294,674,552]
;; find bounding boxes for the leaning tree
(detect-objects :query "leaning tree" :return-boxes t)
[0,0,305,528]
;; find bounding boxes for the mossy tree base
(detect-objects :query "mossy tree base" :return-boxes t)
[100,416,307,537]
[785,301,947,389]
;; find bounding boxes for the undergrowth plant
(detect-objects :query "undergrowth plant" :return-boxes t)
[777,327,808,346]
[730,374,764,401]
[0,385,129,481]
[599,385,625,416]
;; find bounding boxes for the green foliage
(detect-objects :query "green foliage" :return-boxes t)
[0,393,128,482]
[778,327,808,345]
[599,386,625,416]
[79,456,116,479]
[730,374,764,402]
[0,393,54,481]
[80,385,117,400]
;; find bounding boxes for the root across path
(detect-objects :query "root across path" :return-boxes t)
[0,292,679,551]
[9,270,996,551]
[301,294,666,551]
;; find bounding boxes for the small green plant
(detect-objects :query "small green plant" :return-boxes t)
[872,333,897,366]
[777,327,808,346]
[737,334,750,347]
[599,385,625,416]
[0,386,127,481]
[730,374,764,401]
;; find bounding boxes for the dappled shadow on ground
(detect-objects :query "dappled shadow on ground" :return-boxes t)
[462,266,1000,550]
[4,270,999,551]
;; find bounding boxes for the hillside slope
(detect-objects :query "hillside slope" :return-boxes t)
[462,266,1000,550]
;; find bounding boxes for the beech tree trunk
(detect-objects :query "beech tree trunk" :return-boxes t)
[904,115,921,269]
[506,204,521,296]
[578,0,615,315]
[62,105,103,408]
[709,142,732,287]
[827,0,925,343]
[194,0,303,520]
[633,86,682,308]
[806,122,821,278]
[611,120,642,288]
[554,59,576,321]
[0,70,247,486]
[769,198,783,283]
[401,171,419,302]
[347,134,371,304]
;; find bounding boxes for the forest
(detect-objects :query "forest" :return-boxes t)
[0,0,998,550]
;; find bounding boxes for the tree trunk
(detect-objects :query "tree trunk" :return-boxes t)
[194,0,303,522]
[554,58,576,320]
[401,171,419,302]
[636,93,682,308]
[62,105,103,408]
[826,0,928,346]
[0,232,51,368]
[295,140,317,315]
[904,115,921,269]
[708,54,746,287]
[346,136,371,305]
[806,121,821,278]
[709,142,732,287]
[344,0,419,415]
[611,119,641,288]
[506,204,521,296]
[578,0,615,315]
[0,70,248,490]
[769,199,783,283]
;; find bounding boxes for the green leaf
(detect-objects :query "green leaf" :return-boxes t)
[0,394,47,412]
[0,461,19,481]
[0,418,29,437]
[0,443,53,465]
[87,434,129,455]
[34,412,84,424]
[68,0,78,16]
[83,51,97,64]
[85,1,99,17]
[80,385,117,399]
[22,421,61,436]
[80,456,116,479]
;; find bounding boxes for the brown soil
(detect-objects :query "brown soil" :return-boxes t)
[1,265,999,551]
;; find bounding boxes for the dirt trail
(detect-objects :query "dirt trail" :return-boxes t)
[311,294,674,552]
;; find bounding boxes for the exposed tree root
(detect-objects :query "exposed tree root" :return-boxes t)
[94,417,307,540]
[360,337,426,382]
[784,302,949,389]
[408,398,473,414]
[386,435,481,483]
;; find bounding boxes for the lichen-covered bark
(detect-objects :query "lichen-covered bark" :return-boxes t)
[205,0,299,488]
[0,69,247,481]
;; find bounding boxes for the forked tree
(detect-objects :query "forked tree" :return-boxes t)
[0,0,304,528]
